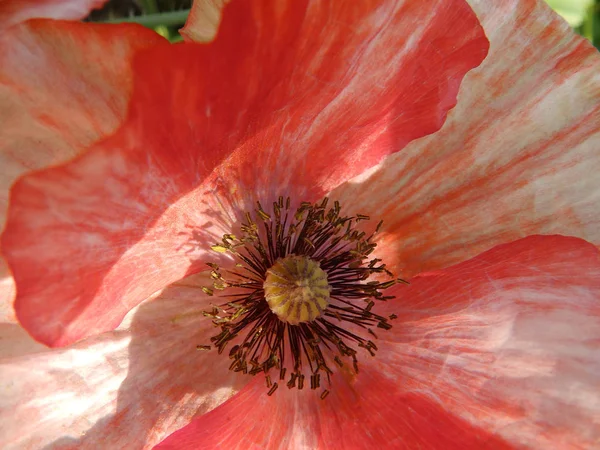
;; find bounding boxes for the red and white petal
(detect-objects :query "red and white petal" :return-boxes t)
[0,0,107,30]
[0,20,164,228]
[333,0,600,277]
[0,245,38,360]
[1,0,488,346]
[375,235,600,448]
[181,0,225,42]
[156,235,600,449]
[180,0,489,198]
[0,21,164,322]
[155,368,513,450]
[0,259,45,356]
[0,258,16,322]
[0,274,247,450]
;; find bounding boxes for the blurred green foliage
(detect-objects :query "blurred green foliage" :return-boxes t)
[545,0,599,47]
[546,0,593,27]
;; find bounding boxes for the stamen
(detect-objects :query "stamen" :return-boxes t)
[203,197,407,397]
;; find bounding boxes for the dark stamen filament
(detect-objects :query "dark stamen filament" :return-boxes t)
[202,196,406,396]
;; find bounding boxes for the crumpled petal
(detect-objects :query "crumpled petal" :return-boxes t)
[0,20,164,226]
[0,0,107,30]
[378,235,600,448]
[1,0,488,346]
[0,259,16,323]
[155,369,514,450]
[180,0,226,42]
[0,20,164,327]
[332,0,600,277]
[154,235,600,449]
[0,274,247,450]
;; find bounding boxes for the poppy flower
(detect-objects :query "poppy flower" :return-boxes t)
[1,0,599,449]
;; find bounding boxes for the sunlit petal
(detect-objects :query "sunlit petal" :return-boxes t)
[155,235,600,449]
[1,0,487,347]
[0,0,107,30]
[0,274,248,450]
[333,0,600,277]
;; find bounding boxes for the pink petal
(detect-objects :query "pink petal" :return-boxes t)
[0,20,164,226]
[0,0,107,30]
[0,248,38,359]
[1,0,488,346]
[0,258,45,356]
[0,274,247,450]
[0,258,16,323]
[0,21,165,323]
[333,0,600,277]
[155,369,513,450]
[156,235,600,449]
[180,0,225,42]
[376,235,600,448]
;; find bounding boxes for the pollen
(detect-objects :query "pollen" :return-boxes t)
[264,256,330,325]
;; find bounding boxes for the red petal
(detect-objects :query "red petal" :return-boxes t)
[0,274,248,449]
[2,0,488,346]
[154,368,512,449]
[0,0,107,30]
[374,235,600,448]
[333,0,600,277]
[156,235,600,449]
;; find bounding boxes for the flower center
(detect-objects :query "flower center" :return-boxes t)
[200,196,407,398]
[264,255,330,325]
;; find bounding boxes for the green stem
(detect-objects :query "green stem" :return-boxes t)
[102,9,190,28]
